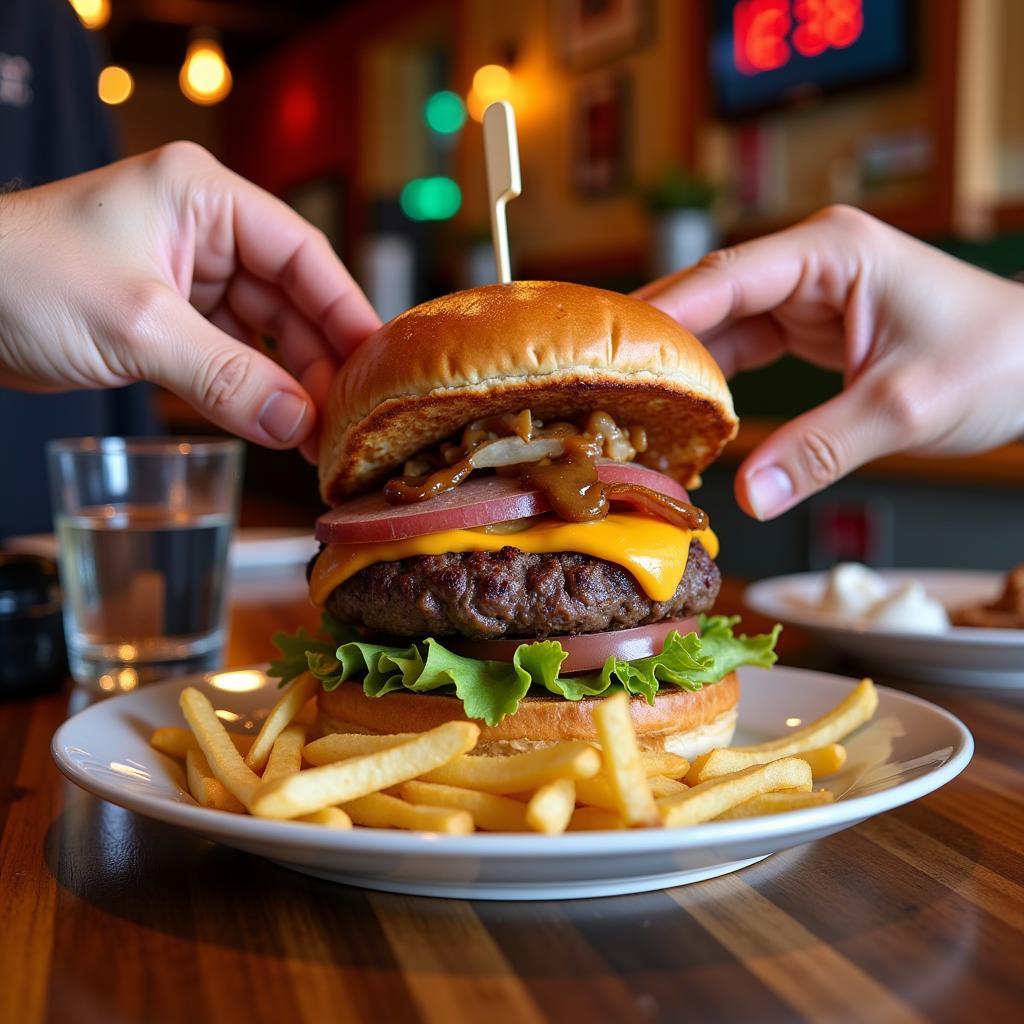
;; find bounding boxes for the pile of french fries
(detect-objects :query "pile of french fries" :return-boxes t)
[150,675,879,834]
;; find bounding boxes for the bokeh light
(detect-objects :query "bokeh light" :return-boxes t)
[179,38,233,106]
[400,177,462,221]
[425,90,466,134]
[467,64,513,122]
[98,65,134,105]
[69,0,111,30]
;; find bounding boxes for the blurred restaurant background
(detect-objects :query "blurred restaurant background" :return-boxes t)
[10,0,1024,578]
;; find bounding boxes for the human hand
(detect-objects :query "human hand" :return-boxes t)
[635,205,1024,520]
[0,142,380,462]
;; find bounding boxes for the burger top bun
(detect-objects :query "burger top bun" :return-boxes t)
[318,281,738,503]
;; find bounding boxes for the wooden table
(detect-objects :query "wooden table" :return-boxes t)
[2,576,1022,1024]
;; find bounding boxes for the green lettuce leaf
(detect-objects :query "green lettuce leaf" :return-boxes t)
[270,613,780,728]
[268,612,360,684]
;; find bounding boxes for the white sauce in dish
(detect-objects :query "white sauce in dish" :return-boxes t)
[816,563,950,633]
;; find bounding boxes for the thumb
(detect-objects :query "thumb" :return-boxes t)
[735,370,916,520]
[123,287,314,448]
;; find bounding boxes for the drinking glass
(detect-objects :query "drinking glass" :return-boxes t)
[46,437,244,691]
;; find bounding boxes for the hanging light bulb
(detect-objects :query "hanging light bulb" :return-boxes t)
[69,0,111,31]
[179,35,232,106]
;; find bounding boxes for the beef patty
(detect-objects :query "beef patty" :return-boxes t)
[324,540,720,640]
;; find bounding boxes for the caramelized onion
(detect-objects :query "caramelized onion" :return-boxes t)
[385,436,566,505]
[605,483,708,531]
[316,464,695,545]
[381,408,706,532]
[520,436,607,522]
[469,436,564,469]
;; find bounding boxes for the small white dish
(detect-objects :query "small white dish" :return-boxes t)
[5,528,316,571]
[746,569,1024,688]
[51,664,972,900]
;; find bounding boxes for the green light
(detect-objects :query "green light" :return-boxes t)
[400,177,461,221]
[425,90,466,134]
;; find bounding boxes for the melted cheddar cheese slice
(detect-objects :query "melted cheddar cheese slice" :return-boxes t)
[310,513,719,607]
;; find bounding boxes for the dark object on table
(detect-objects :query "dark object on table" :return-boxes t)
[0,553,66,698]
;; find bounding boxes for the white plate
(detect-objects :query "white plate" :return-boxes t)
[5,528,316,571]
[746,570,1024,688]
[51,665,972,900]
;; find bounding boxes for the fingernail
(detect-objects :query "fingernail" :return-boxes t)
[747,465,794,520]
[259,392,308,443]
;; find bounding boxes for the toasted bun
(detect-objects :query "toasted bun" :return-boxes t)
[315,672,739,758]
[319,281,737,503]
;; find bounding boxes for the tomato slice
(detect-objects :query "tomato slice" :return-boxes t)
[316,463,691,544]
[445,616,701,673]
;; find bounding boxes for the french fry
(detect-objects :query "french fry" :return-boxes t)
[650,775,689,798]
[297,807,352,828]
[179,687,262,808]
[686,680,875,784]
[733,679,877,751]
[573,776,621,812]
[658,757,812,828]
[690,742,848,785]
[798,744,847,778]
[303,732,416,766]
[342,792,473,834]
[400,781,530,832]
[307,733,685,780]
[250,721,479,819]
[151,726,253,760]
[638,751,690,780]
[567,807,627,831]
[420,741,600,795]
[526,778,576,835]
[245,674,320,772]
[714,789,835,821]
[185,749,246,813]
[593,692,659,827]
[260,725,307,786]
[575,774,687,812]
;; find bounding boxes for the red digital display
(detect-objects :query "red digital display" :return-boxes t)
[733,0,863,76]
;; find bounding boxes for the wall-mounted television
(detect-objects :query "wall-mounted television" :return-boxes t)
[710,0,916,119]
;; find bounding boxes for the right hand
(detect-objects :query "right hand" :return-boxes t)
[635,205,1024,520]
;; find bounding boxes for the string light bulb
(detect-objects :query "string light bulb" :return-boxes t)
[179,36,232,106]
[98,65,133,105]
[467,64,512,122]
[69,0,111,30]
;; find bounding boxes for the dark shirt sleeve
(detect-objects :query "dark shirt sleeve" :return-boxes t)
[0,0,117,185]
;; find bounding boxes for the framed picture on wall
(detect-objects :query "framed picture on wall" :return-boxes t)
[285,175,345,257]
[555,0,654,71]
[572,71,632,197]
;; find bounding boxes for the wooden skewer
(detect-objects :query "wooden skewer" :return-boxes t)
[482,100,522,284]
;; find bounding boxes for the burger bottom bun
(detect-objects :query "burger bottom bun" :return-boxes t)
[316,672,739,758]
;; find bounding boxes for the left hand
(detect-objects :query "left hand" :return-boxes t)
[0,142,381,462]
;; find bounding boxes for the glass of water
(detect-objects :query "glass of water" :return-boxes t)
[46,437,244,692]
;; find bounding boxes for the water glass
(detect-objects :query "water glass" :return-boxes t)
[46,437,243,692]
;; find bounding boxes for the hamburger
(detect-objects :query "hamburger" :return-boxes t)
[271,281,779,758]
